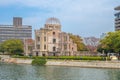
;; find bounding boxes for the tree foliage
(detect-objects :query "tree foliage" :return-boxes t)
[32,58,47,65]
[84,37,100,52]
[98,31,120,53]
[0,39,24,55]
[68,33,87,51]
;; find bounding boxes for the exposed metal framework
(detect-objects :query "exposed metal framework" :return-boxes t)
[45,17,61,25]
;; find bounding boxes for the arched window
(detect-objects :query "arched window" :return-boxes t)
[53,39,56,43]
[37,45,40,49]
[44,36,46,42]
[44,45,46,50]
[53,47,56,51]
[37,37,40,41]
[53,32,55,35]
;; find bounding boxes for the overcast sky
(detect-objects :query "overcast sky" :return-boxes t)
[0,0,120,38]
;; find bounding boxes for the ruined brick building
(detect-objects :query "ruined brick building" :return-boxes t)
[33,17,77,56]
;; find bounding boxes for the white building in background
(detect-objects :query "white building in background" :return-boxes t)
[115,6,120,31]
[0,17,32,42]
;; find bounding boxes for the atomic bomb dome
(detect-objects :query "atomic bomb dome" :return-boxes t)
[45,17,61,25]
[44,17,61,30]
[34,17,77,57]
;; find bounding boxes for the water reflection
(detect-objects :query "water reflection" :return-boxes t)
[0,63,120,80]
[107,69,120,80]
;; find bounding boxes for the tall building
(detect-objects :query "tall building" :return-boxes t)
[0,17,32,42]
[13,17,22,27]
[115,6,120,31]
[33,17,77,56]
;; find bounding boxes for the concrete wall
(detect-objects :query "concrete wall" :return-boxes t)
[1,56,120,69]
[46,61,120,68]
[1,58,32,64]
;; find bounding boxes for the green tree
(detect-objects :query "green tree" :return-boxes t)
[0,39,24,55]
[68,33,87,51]
[0,43,5,54]
[98,31,120,54]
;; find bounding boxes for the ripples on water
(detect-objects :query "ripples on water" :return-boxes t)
[0,63,120,80]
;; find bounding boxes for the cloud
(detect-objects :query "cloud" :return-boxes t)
[0,0,119,38]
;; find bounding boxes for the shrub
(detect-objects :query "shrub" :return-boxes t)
[12,55,30,59]
[46,56,110,61]
[15,53,24,56]
[32,58,47,65]
[11,55,110,61]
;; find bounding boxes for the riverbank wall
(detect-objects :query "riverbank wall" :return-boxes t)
[1,57,120,68]
[46,60,120,68]
[1,58,33,64]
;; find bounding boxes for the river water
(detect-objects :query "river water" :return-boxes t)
[0,63,120,80]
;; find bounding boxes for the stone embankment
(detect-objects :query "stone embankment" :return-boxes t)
[1,58,32,64]
[0,55,32,64]
[46,60,120,68]
[1,55,120,68]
